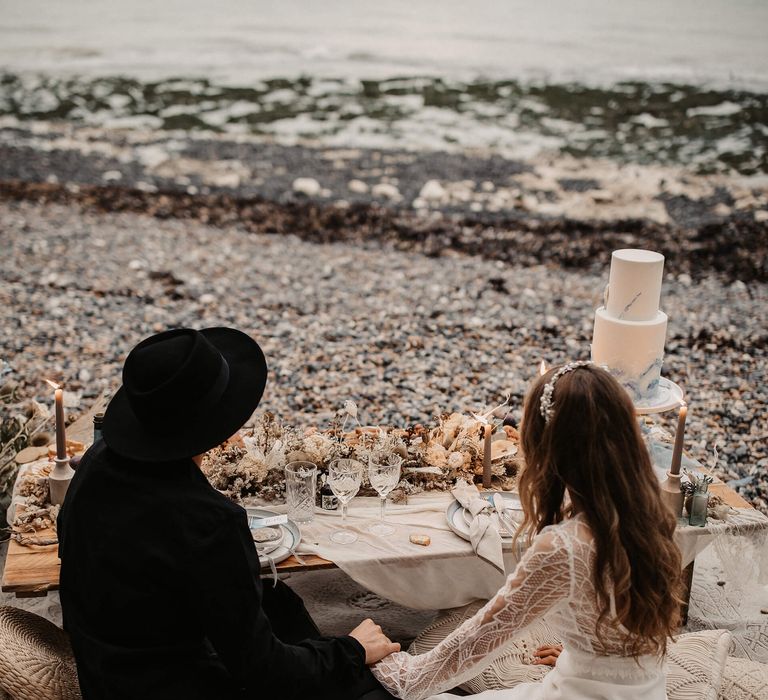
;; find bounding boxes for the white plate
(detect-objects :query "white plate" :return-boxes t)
[446,491,523,550]
[634,377,685,415]
[245,507,301,569]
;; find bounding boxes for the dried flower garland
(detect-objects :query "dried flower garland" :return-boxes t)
[201,403,522,504]
[9,402,523,544]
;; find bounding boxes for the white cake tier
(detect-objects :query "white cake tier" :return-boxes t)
[605,249,665,322]
[591,306,668,402]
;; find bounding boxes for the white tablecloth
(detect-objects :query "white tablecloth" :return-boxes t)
[277,493,768,611]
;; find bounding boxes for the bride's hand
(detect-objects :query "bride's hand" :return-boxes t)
[532,644,563,666]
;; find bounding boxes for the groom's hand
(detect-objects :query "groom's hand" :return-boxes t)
[349,618,401,664]
[532,644,563,666]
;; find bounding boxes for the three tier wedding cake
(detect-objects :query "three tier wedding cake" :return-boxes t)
[591,249,668,403]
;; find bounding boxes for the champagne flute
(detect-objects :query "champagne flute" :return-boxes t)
[368,454,402,536]
[327,459,363,545]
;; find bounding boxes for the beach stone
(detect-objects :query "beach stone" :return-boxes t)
[292,177,321,197]
[63,392,81,408]
[419,180,447,202]
[207,172,241,189]
[590,190,614,203]
[372,183,401,201]
[450,184,474,203]
[713,203,732,217]
[102,170,123,182]
[348,179,369,194]
[520,194,539,211]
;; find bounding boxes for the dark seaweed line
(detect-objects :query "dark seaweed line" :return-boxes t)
[1,180,765,285]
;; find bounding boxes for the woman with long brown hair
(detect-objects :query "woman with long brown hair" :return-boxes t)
[372,362,683,699]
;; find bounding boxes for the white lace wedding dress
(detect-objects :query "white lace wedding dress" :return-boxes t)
[372,514,667,699]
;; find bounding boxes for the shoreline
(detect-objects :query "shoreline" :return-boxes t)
[2,71,767,175]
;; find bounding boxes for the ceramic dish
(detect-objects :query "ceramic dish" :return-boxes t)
[245,507,301,569]
[446,491,523,550]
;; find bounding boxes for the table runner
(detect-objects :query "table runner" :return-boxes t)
[291,494,522,610]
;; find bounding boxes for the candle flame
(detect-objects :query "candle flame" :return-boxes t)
[44,378,61,390]
[539,361,548,376]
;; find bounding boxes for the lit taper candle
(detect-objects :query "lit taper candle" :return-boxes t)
[482,424,493,489]
[46,379,67,460]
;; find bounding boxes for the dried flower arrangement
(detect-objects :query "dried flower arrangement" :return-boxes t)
[201,401,523,505]
[9,462,61,544]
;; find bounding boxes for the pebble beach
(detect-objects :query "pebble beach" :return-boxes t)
[1,194,765,511]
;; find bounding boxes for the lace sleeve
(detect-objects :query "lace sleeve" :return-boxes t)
[372,528,574,700]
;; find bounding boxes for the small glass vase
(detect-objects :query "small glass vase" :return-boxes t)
[688,484,709,527]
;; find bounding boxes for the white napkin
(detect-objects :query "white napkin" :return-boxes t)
[451,480,505,572]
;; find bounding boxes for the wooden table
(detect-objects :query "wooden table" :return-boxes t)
[1,545,335,598]
[1,482,753,598]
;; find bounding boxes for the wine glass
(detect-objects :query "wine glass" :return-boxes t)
[368,454,402,536]
[327,459,363,544]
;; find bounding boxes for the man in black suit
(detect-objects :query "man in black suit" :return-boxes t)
[58,328,399,699]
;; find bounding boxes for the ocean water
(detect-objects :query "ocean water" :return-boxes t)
[1,0,767,173]
[2,0,767,87]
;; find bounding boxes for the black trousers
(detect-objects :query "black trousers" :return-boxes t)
[261,579,398,700]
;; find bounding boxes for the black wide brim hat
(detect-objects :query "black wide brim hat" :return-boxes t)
[102,327,267,462]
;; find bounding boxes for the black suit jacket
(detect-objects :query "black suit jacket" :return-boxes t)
[58,441,369,700]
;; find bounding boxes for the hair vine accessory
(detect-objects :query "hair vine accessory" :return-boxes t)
[539,360,593,424]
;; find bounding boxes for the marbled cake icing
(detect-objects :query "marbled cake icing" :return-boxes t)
[591,250,668,403]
